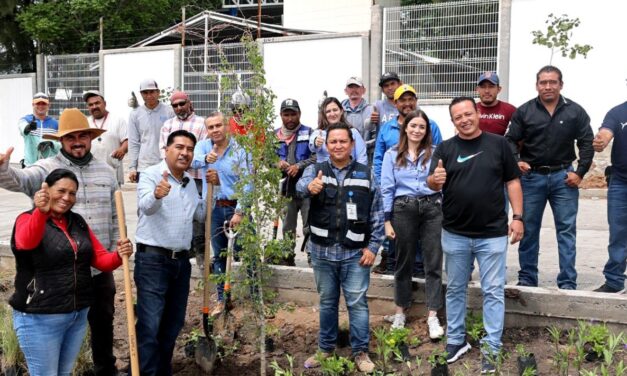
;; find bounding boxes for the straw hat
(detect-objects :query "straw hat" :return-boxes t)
[43,108,106,140]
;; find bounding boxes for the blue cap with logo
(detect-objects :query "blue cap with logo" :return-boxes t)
[477,71,500,85]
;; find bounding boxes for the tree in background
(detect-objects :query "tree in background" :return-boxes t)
[1,0,221,73]
[531,13,593,65]
[0,0,36,73]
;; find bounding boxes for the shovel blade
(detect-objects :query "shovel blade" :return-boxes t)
[195,337,218,374]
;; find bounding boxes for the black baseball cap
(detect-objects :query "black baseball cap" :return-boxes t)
[379,72,401,87]
[280,98,300,112]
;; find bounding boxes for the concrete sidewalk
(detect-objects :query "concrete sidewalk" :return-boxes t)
[0,184,616,292]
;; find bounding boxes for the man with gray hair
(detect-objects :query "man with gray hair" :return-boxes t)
[127,78,174,183]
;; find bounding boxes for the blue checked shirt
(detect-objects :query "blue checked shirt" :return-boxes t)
[135,160,206,252]
[297,160,385,261]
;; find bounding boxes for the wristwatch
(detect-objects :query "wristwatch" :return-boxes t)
[512,214,524,222]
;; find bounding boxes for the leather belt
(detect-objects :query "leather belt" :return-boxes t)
[530,164,570,174]
[396,192,442,203]
[137,243,189,260]
[215,199,237,207]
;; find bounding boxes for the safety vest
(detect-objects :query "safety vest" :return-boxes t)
[309,161,372,249]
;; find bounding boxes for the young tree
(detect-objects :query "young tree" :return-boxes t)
[531,13,593,64]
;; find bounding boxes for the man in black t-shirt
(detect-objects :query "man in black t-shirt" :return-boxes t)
[427,97,524,373]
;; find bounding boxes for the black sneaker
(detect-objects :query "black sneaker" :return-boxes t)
[445,342,471,364]
[481,354,496,374]
[593,283,624,293]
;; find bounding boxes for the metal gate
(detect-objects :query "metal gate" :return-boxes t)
[44,53,99,117]
[383,0,500,102]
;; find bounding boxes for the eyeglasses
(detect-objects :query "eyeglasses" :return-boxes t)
[171,101,188,109]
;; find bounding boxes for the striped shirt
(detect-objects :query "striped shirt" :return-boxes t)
[128,103,174,172]
[296,160,385,261]
[0,152,119,251]
[135,160,206,252]
[159,113,207,179]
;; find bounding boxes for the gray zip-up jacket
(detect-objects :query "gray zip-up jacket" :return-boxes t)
[127,102,174,172]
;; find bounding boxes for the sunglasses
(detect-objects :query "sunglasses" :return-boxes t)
[171,101,188,109]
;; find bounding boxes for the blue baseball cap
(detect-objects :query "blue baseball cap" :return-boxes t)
[477,71,500,85]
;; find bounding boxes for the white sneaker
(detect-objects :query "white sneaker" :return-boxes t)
[427,316,444,339]
[391,313,406,329]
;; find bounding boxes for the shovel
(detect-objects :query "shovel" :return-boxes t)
[114,191,140,376]
[196,185,218,373]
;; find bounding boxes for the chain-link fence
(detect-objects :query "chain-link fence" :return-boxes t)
[383,0,499,103]
[44,53,99,117]
[182,43,254,117]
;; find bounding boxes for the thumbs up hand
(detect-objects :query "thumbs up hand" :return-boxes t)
[154,171,171,199]
[35,182,51,213]
[428,159,447,191]
[370,107,379,124]
[0,147,14,166]
[205,146,219,164]
[308,170,325,195]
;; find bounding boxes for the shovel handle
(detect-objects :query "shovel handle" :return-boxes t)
[114,191,140,376]
[202,185,213,318]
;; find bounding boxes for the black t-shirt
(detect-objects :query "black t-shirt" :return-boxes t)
[430,132,520,238]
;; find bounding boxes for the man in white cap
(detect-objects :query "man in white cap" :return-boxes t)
[84,90,128,186]
[0,108,121,375]
[341,76,374,140]
[127,78,174,183]
[18,92,60,167]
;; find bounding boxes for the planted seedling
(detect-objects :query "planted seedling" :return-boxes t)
[515,344,538,376]
[318,353,355,376]
[465,310,485,346]
[428,349,449,376]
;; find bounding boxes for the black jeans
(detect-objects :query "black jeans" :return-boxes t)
[392,195,444,310]
[88,271,117,375]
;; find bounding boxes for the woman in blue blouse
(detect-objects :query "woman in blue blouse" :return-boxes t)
[380,110,444,339]
[309,97,367,164]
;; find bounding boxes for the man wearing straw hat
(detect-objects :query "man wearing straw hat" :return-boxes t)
[0,108,121,376]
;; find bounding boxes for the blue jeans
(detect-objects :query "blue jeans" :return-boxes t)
[13,307,89,376]
[311,252,371,355]
[518,168,579,289]
[134,251,191,376]
[604,178,627,290]
[211,205,238,300]
[442,230,507,354]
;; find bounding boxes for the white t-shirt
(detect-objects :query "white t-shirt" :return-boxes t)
[88,112,128,185]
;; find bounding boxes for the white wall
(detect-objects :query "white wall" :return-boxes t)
[509,0,627,128]
[284,0,372,33]
[263,35,369,129]
[0,74,36,162]
[101,47,177,121]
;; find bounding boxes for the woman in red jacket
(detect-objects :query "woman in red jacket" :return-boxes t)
[9,168,133,376]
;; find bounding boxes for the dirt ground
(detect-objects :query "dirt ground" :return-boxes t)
[1,269,624,375]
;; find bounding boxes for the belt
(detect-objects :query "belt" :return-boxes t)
[530,164,570,174]
[395,192,442,203]
[137,243,189,260]
[215,199,237,207]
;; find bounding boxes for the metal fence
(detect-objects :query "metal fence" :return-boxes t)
[383,0,500,102]
[44,53,99,117]
[182,43,254,117]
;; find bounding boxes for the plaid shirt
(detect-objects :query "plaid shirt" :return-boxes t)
[297,160,385,261]
[0,152,119,251]
[159,113,208,179]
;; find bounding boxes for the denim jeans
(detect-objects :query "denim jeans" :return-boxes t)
[282,196,310,255]
[392,196,443,310]
[442,230,507,354]
[211,204,237,300]
[134,251,191,376]
[13,307,89,376]
[88,271,117,376]
[311,252,371,355]
[604,178,627,290]
[517,168,579,289]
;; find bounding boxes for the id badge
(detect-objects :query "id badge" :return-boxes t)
[346,202,358,220]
